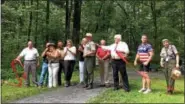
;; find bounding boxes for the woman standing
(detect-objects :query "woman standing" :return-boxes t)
[160,39,180,94]
[64,39,77,87]
[134,35,154,94]
[78,38,87,84]
[46,43,61,88]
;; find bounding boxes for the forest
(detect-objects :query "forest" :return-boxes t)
[1,0,184,79]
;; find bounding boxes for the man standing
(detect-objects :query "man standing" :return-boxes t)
[83,33,96,89]
[134,35,154,94]
[160,39,180,94]
[57,40,64,86]
[16,40,39,87]
[101,34,130,92]
[96,39,111,87]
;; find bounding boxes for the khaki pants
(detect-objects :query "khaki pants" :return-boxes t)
[84,57,95,86]
[163,60,176,91]
[24,61,37,86]
[99,59,110,84]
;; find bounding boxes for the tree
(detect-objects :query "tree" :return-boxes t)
[27,0,33,40]
[45,0,50,42]
[72,0,82,46]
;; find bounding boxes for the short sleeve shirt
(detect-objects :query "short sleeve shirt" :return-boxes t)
[160,45,178,59]
[19,47,39,60]
[84,41,96,56]
[137,43,153,62]
[64,46,76,60]
[101,41,129,59]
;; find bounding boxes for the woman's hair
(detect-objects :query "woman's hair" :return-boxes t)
[67,39,73,46]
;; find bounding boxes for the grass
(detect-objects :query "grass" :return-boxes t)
[87,77,184,103]
[1,68,99,103]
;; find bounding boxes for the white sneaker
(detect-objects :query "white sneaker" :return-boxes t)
[143,89,151,94]
[138,88,147,93]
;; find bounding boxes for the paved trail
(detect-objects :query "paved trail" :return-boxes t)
[12,70,164,103]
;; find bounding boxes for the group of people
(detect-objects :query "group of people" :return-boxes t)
[15,33,180,95]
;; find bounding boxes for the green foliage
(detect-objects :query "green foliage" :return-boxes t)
[2,1,184,80]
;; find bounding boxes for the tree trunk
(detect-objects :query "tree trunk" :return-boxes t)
[94,1,103,33]
[45,0,50,42]
[72,0,82,46]
[151,1,157,50]
[65,0,71,41]
[27,0,33,41]
[35,0,39,47]
[1,0,5,4]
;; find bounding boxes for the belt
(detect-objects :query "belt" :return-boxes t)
[85,56,95,58]
[24,60,36,61]
[112,59,122,61]
[49,61,59,63]
[112,57,121,60]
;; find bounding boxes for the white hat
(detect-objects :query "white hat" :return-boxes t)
[171,68,181,80]
[162,39,169,43]
[86,33,92,37]
[114,34,122,40]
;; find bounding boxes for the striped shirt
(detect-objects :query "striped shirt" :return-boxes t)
[137,43,153,62]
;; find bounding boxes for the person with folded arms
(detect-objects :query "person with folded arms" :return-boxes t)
[63,39,77,87]
[96,39,111,87]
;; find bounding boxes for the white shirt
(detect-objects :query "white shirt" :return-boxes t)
[101,41,129,59]
[64,46,76,60]
[19,47,39,60]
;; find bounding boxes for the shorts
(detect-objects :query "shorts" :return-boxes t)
[139,63,151,72]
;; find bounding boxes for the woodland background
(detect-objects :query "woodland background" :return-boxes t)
[1,0,184,79]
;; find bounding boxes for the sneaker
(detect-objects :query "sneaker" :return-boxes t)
[138,88,146,93]
[143,89,151,94]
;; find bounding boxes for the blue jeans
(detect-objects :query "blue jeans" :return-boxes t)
[39,62,48,86]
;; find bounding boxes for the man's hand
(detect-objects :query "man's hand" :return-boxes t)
[176,64,180,69]
[134,60,137,66]
[78,46,83,51]
[15,58,20,62]
[143,61,149,66]
[86,51,92,56]
[98,57,103,61]
[37,63,40,68]
[96,43,100,47]
[160,62,164,67]
[83,54,87,57]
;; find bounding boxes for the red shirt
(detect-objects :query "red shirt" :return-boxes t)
[96,47,110,59]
